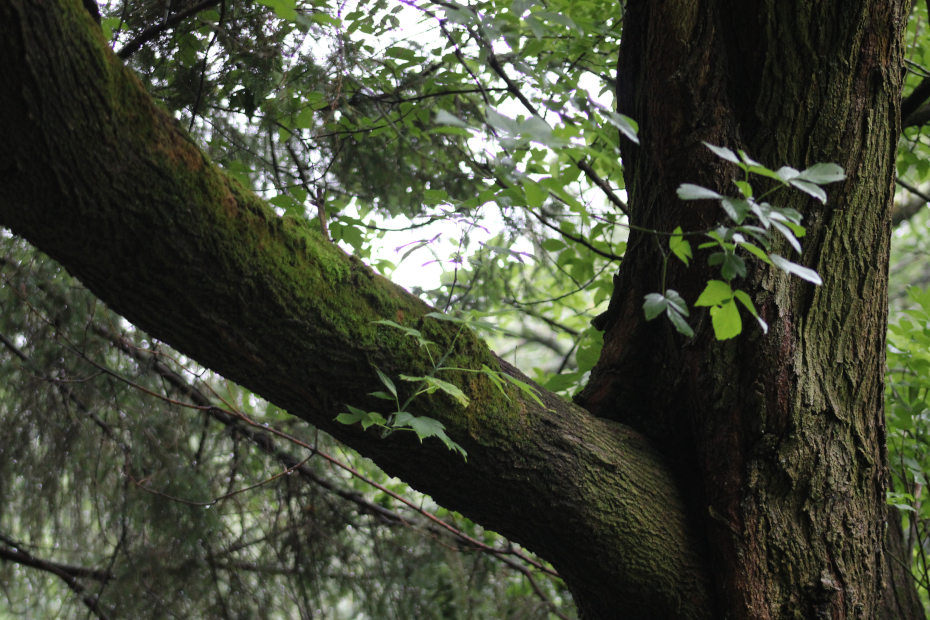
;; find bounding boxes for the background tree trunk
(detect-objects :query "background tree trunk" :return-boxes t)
[578,1,908,618]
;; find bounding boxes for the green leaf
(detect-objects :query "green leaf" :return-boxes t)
[738,240,773,264]
[523,180,549,209]
[540,238,565,252]
[770,254,823,284]
[480,365,510,399]
[542,371,583,393]
[401,375,470,408]
[501,374,546,408]
[361,412,387,430]
[603,112,640,144]
[643,293,668,320]
[575,329,604,373]
[677,184,722,200]
[733,180,753,198]
[703,143,741,164]
[695,280,734,307]
[374,366,397,399]
[335,404,367,425]
[710,299,742,340]
[720,198,751,224]
[776,166,801,181]
[335,411,365,425]
[257,0,297,20]
[434,109,470,128]
[733,290,768,334]
[771,221,801,253]
[369,391,395,400]
[789,179,828,202]
[666,307,694,337]
[669,227,692,265]
[664,289,689,317]
[796,163,846,185]
[406,415,447,439]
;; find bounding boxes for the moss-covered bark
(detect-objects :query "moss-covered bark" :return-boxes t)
[0,1,714,618]
[578,0,910,618]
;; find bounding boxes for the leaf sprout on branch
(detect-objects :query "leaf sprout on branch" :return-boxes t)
[335,312,546,459]
[645,143,846,340]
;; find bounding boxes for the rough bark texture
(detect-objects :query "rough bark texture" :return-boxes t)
[0,2,713,619]
[577,0,908,618]
[0,0,921,619]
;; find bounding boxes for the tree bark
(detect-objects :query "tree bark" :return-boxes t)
[0,2,713,618]
[0,0,920,619]
[578,0,908,618]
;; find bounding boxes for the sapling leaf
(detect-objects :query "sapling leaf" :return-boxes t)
[703,143,741,164]
[361,412,386,430]
[677,184,722,200]
[669,226,693,265]
[435,429,468,459]
[401,375,470,408]
[770,254,823,284]
[664,289,689,316]
[796,163,845,185]
[480,365,510,399]
[374,366,397,398]
[603,111,640,144]
[368,391,395,400]
[789,179,827,202]
[501,374,546,408]
[748,165,788,184]
[776,166,801,181]
[406,415,447,439]
[734,180,753,198]
[425,311,467,323]
[770,221,801,253]
[695,280,734,307]
[721,252,747,280]
[720,198,751,223]
[710,300,742,340]
[738,240,773,263]
[372,320,421,338]
[393,411,414,427]
[738,151,762,167]
[734,290,768,333]
[335,408,366,425]
[643,293,668,320]
[666,307,694,337]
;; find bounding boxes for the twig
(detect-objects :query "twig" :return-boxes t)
[117,0,222,59]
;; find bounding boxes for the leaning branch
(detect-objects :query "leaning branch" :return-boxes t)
[0,3,713,619]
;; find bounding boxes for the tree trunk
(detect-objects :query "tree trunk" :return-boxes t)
[0,0,919,619]
[578,0,908,618]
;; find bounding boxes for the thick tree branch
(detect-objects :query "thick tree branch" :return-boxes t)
[0,2,713,618]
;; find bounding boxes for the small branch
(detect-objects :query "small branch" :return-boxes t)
[116,0,222,59]
[530,209,624,261]
[895,178,930,226]
[0,543,112,620]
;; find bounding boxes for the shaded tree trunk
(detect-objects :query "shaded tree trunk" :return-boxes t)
[578,0,909,618]
[0,0,921,619]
